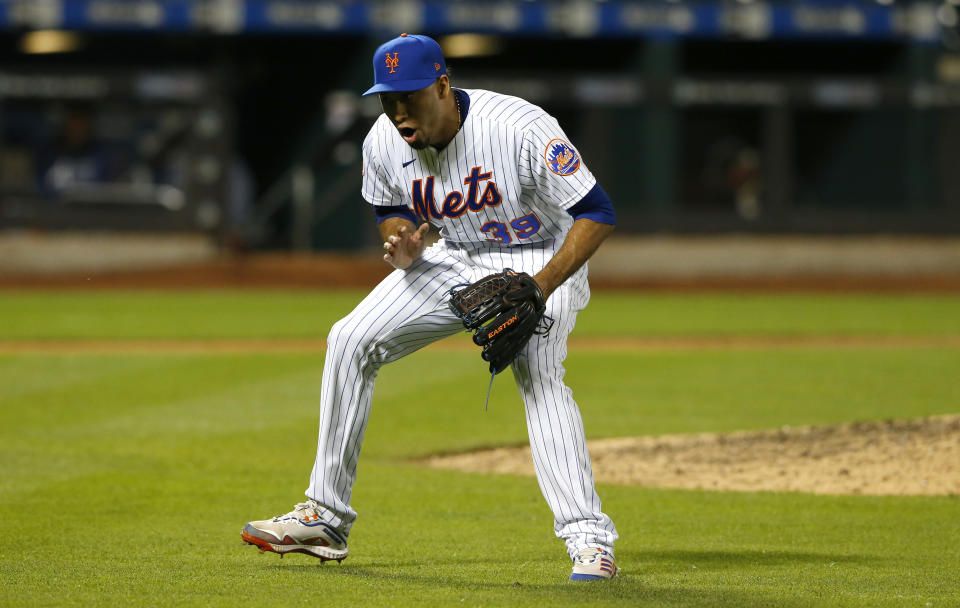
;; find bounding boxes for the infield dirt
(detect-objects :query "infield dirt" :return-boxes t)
[422,415,960,496]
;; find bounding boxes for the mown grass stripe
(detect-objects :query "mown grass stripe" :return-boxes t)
[2,334,959,354]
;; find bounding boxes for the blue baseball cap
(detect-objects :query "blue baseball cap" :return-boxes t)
[363,34,447,96]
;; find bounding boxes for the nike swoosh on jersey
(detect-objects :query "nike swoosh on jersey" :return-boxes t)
[402,159,416,168]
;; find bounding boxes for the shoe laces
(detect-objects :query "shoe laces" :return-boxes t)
[574,548,605,565]
[274,500,320,521]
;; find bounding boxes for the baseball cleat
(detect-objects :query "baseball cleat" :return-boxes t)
[570,547,618,581]
[242,499,348,562]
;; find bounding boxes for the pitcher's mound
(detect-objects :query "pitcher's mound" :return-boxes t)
[422,415,960,496]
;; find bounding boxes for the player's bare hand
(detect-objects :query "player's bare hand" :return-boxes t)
[383,222,429,269]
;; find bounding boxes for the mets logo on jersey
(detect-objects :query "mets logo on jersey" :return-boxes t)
[545,139,581,176]
[385,52,399,74]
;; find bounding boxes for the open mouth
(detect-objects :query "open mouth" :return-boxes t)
[398,127,417,142]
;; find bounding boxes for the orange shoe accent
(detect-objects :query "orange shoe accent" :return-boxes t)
[241,530,344,562]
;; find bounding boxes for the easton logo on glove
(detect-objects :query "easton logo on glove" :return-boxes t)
[487,313,518,340]
[448,269,554,375]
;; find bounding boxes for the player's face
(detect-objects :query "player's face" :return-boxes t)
[379,79,447,150]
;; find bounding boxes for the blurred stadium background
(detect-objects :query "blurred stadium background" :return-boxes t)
[1,0,960,282]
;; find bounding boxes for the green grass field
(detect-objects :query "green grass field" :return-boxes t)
[2,289,959,607]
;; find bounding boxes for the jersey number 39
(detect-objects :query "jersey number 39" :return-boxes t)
[481,213,541,245]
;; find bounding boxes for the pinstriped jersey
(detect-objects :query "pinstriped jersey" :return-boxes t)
[361,89,597,247]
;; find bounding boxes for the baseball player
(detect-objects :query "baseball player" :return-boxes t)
[243,33,619,582]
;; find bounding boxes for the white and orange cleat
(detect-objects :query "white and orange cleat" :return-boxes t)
[242,500,348,562]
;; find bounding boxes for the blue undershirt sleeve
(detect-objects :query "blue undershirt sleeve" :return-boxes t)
[566,183,616,225]
[373,205,418,226]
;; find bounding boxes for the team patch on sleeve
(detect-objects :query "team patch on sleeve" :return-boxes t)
[544,138,581,176]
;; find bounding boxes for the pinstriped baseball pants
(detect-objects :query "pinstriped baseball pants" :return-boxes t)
[306,239,619,558]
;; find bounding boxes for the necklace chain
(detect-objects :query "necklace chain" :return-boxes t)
[454,90,463,129]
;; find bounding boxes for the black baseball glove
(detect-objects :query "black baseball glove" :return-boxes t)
[448,269,554,375]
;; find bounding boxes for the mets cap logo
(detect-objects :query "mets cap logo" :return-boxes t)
[385,52,399,74]
[545,139,581,176]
